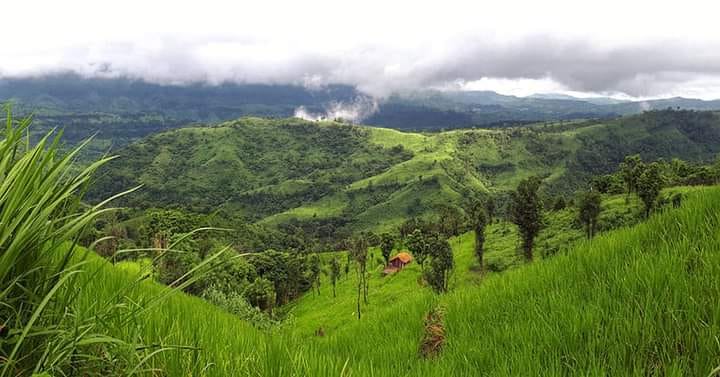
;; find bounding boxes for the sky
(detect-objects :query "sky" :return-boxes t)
[3,0,720,99]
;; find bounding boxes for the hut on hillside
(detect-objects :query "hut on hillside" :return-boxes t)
[389,252,413,269]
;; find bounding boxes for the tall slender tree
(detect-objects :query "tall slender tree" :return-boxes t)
[423,236,454,293]
[308,253,322,295]
[329,256,340,298]
[578,190,602,239]
[348,235,369,319]
[406,229,430,270]
[511,176,544,261]
[637,162,664,218]
[470,202,489,269]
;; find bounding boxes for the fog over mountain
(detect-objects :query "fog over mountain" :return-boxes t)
[3,0,720,100]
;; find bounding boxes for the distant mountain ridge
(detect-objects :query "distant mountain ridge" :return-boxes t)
[3,74,720,132]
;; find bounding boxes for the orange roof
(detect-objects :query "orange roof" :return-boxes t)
[390,252,413,263]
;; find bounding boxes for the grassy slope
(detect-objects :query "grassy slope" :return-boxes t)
[288,186,720,376]
[93,111,720,236]
[76,186,719,376]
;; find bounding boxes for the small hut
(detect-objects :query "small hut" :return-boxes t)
[388,252,413,269]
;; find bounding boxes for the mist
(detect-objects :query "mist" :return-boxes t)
[3,0,720,99]
[293,97,379,123]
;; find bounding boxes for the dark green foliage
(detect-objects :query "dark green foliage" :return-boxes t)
[245,277,276,311]
[202,287,277,329]
[637,162,665,218]
[379,233,395,265]
[406,229,431,269]
[671,193,683,208]
[590,174,624,194]
[157,234,202,286]
[248,250,312,306]
[141,209,202,248]
[485,198,496,223]
[198,252,255,294]
[399,218,428,239]
[620,154,644,194]
[511,176,544,261]
[434,204,467,238]
[423,237,454,293]
[308,254,322,295]
[552,197,567,211]
[578,191,602,238]
[469,202,489,268]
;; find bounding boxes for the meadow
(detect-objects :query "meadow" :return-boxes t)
[53,186,720,376]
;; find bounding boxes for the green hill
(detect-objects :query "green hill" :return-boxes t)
[72,185,720,376]
[89,110,720,241]
[6,108,720,376]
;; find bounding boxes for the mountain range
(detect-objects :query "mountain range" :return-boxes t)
[5,74,720,134]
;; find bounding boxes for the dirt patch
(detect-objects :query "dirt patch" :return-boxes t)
[419,306,446,359]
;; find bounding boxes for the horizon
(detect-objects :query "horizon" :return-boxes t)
[4,72,719,103]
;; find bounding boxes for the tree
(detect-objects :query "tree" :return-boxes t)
[423,237,454,293]
[637,162,664,218]
[669,158,690,186]
[435,204,465,238]
[308,253,322,295]
[469,202,488,269]
[329,256,340,298]
[348,235,369,319]
[406,229,430,270]
[511,176,544,261]
[619,154,644,195]
[379,233,395,266]
[578,190,602,239]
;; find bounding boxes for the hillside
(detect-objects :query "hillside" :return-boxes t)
[73,186,720,376]
[89,110,720,240]
[6,107,720,376]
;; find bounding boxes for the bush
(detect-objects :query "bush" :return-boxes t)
[202,287,277,329]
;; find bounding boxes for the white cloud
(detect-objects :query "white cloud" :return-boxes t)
[3,0,720,98]
[294,97,378,123]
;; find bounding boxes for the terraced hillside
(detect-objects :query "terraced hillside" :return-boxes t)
[90,110,720,237]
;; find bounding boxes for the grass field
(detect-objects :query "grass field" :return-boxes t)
[60,185,720,376]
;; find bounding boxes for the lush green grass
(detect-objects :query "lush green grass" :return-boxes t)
[61,186,720,376]
[291,186,720,376]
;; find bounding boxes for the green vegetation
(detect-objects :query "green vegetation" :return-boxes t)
[510,176,544,261]
[5,106,720,376]
[86,109,720,253]
[0,110,225,375]
[45,186,720,376]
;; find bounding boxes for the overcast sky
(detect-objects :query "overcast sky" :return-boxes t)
[3,0,720,99]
